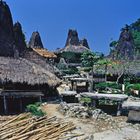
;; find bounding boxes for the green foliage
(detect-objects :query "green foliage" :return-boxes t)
[80,97,92,106]
[81,51,101,67]
[81,67,92,72]
[126,83,140,91]
[132,30,140,48]
[130,19,140,50]
[95,82,121,90]
[26,102,45,117]
[97,59,112,66]
[130,18,140,31]
[111,18,140,55]
[61,67,79,75]
[109,40,118,48]
[60,52,81,63]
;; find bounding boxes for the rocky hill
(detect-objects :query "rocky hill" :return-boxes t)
[56,29,90,53]
[110,26,134,60]
[109,19,140,60]
[0,1,27,57]
[0,1,15,56]
[28,31,44,49]
[13,22,27,56]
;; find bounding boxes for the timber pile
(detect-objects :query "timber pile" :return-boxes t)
[0,113,83,140]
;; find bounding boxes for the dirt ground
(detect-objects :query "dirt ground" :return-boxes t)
[42,103,140,140]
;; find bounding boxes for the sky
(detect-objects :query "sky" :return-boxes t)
[6,0,140,55]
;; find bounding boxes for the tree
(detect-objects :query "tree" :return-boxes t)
[97,59,112,82]
[81,51,101,91]
[81,51,100,68]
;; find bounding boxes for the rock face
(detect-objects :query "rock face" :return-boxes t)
[80,38,90,49]
[65,29,80,46]
[0,1,15,56]
[28,31,44,49]
[59,102,113,120]
[111,27,135,60]
[13,22,26,56]
[59,29,90,53]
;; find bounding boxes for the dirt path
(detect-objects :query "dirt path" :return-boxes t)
[42,104,63,118]
[42,104,140,140]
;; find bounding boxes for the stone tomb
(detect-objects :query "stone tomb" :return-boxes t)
[122,101,140,122]
[80,92,128,116]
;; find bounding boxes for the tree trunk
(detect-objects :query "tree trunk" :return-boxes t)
[91,65,94,91]
[116,71,124,84]
[105,64,107,82]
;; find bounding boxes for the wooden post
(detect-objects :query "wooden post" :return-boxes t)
[117,101,122,116]
[91,99,96,107]
[71,81,74,91]
[75,81,77,91]
[39,96,42,102]
[86,82,89,92]
[95,100,99,107]
[3,96,7,114]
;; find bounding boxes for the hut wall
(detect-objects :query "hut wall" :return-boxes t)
[0,96,41,115]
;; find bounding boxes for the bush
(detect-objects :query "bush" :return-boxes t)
[26,102,45,117]
[61,67,79,75]
[80,97,92,106]
[95,82,121,90]
[61,52,81,63]
[126,83,140,91]
[82,67,92,72]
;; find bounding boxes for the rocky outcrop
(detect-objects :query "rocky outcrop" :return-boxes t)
[65,29,80,46]
[0,1,15,56]
[59,102,113,120]
[80,38,89,49]
[13,22,27,56]
[111,26,135,60]
[57,29,90,53]
[28,31,44,49]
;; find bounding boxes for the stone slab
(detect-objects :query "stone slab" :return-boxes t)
[80,92,128,102]
[60,91,77,96]
[128,110,140,122]
[122,101,140,111]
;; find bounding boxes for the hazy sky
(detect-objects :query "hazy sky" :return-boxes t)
[6,0,140,54]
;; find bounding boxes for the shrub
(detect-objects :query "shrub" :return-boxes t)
[80,97,92,106]
[126,83,140,91]
[26,102,45,117]
[95,82,121,90]
[61,67,79,75]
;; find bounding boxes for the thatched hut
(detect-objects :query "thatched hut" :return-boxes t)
[0,56,60,114]
[33,48,57,61]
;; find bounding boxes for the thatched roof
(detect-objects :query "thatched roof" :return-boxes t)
[55,45,90,54]
[23,49,60,75]
[0,57,60,87]
[33,48,57,58]
[94,61,140,76]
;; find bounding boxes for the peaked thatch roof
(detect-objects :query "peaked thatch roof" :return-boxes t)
[33,48,57,58]
[0,57,60,87]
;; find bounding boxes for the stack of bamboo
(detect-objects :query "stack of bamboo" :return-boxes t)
[0,113,83,140]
